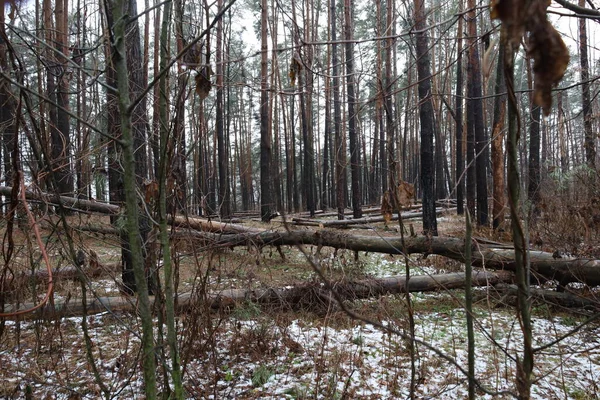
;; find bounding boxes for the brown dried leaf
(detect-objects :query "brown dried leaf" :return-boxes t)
[289,54,302,87]
[491,0,569,115]
[529,24,569,115]
[195,65,213,100]
[381,190,393,225]
[490,0,526,49]
[397,181,415,208]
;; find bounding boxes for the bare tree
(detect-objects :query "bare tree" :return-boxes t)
[413,0,437,236]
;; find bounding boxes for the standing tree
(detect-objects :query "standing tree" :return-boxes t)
[260,0,273,221]
[103,0,151,294]
[53,0,73,195]
[578,0,595,168]
[332,0,346,220]
[413,0,438,236]
[454,5,464,215]
[344,0,362,218]
[216,0,231,218]
[491,44,507,229]
[384,0,396,192]
[466,0,488,226]
[104,0,157,394]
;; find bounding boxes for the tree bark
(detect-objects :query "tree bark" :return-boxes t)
[202,230,600,287]
[216,0,231,218]
[454,5,464,215]
[260,0,273,222]
[4,271,514,320]
[291,208,451,227]
[413,0,438,235]
[579,0,595,168]
[108,0,157,394]
[344,0,362,218]
[467,0,488,226]
[491,45,506,229]
[528,103,541,206]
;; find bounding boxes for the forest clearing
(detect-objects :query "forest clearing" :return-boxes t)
[1,0,600,398]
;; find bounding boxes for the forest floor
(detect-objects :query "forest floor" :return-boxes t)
[1,212,600,399]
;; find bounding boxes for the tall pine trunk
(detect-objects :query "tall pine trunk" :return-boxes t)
[260,0,273,221]
[216,0,230,218]
[331,0,346,219]
[467,0,488,226]
[344,0,362,218]
[491,45,506,229]
[579,0,595,168]
[413,0,437,236]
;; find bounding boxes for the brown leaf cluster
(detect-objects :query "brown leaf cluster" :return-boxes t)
[195,65,213,101]
[289,53,303,87]
[380,181,415,225]
[491,0,569,115]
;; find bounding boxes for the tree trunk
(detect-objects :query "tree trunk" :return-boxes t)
[108,0,157,394]
[201,230,600,287]
[528,103,541,206]
[344,0,361,218]
[0,12,18,215]
[384,0,394,192]
[331,0,346,220]
[579,0,595,168]
[53,0,74,196]
[491,45,506,229]
[260,0,273,222]
[413,0,438,236]
[216,0,231,218]
[467,0,488,226]
[5,271,514,320]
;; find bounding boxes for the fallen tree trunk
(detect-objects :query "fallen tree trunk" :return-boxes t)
[490,284,600,310]
[170,215,263,234]
[199,230,600,287]
[3,262,121,292]
[291,208,454,227]
[1,186,262,235]
[2,270,513,319]
[0,186,120,214]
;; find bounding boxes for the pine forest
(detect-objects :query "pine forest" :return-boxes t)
[1,0,600,398]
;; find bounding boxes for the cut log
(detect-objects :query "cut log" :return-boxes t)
[491,283,600,310]
[0,186,120,214]
[2,270,513,320]
[197,230,600,287]
[170,215,263,234]
[0,186,260,235]
[2,262,121,292]
[292,208,454,227]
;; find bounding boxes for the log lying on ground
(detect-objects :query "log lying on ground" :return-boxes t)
[490,283,600,310]
[2,270,513,320]
[0,186,120,214]
[292,208,454,227]
[170,215,263,234]
[0,186,261,235]
[2,262,121,292]
[200,230,600,287]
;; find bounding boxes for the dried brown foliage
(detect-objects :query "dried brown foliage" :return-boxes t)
[381,181,415,225]
[491,0,569,115]
[195,65,213,100]
[288,53,302,86]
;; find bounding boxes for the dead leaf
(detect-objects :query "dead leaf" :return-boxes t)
[195,65,213,100]
[528,21,569,115]
[491,0,569,115]
[289,54,302,86]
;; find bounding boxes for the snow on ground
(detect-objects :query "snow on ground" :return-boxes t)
[1,301,600,399]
